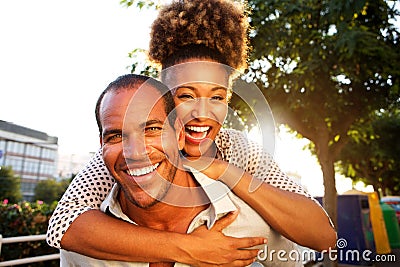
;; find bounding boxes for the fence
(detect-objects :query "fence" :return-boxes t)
[0,234,59,266]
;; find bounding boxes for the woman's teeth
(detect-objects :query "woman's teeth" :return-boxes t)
[186,126,209,140]
[186,126,210,132]
[127,163,160,176]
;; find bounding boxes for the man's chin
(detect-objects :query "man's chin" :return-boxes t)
[129,192,160,209]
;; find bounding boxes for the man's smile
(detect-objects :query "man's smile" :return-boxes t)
[126,163,160,177]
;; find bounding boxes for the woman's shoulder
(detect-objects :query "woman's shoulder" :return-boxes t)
[217,128,261,148]
[216,128,267,161]
[217,128,247,141]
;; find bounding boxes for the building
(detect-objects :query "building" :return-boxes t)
[0,120,58,201]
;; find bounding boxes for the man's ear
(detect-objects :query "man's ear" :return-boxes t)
[174,118,185,150]
[99,134,103,146]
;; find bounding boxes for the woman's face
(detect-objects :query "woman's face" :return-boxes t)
[162,61,231,157]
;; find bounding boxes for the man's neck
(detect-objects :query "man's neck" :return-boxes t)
[119,170,209,233]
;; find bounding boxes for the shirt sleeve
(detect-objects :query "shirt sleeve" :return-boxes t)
[217,129,312,197]
[46,149,115,249]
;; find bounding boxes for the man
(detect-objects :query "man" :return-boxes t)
[60,74,302,266]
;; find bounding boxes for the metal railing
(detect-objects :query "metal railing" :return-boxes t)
[0,234,59,266]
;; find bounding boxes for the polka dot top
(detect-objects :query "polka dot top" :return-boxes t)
[46,128,312,249]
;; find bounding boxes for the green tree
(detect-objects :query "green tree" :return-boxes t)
[122,0,400,228]
[247,0,399,227]
[34,178,70,204]
[337,108,400,195]
[0,166,22,203]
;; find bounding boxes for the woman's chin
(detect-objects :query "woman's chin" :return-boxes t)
[184,139,215,158]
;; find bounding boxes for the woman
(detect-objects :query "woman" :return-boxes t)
[47,0,336,265]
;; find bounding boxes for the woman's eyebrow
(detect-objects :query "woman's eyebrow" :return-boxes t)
[175,85,227,92]
[211,86,228,92]
[175,85,196,91]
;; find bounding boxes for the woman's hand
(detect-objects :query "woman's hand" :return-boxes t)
[182,156,245,189]
[182,156,224,179]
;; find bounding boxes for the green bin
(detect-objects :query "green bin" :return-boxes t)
[380,202,400,248]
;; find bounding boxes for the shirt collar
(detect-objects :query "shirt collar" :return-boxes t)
[184,165,237,228]
[100,184,135,224]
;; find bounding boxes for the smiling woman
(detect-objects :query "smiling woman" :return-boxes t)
[164,62,230,158]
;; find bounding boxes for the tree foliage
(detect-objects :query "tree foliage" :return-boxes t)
[0,166,22,203]
[34,178,70,204]
[246,0,399,225]
[337,107,400,195]
[120,0,161,9]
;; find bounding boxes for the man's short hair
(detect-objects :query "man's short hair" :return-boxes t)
[95,74,176,135]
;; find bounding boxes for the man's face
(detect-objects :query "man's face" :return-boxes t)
[100,85,184,208]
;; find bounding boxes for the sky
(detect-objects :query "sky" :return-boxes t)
[0,0,357,196]
[0,0,157,155]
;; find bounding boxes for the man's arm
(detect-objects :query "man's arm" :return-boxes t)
[61,209,265,266]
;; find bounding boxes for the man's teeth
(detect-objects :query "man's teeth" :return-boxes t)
[127,163,159,176]
[186,126,210,132]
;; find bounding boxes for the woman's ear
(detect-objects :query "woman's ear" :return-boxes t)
[174,118,185,150]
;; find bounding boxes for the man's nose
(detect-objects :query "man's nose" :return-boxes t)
[123,136,148,159]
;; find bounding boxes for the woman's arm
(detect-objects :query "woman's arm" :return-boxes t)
[47,150,114,248]
[61,210,264,266]
[184,157,337,252]
[47,150,265,266]
[221,162,336,252]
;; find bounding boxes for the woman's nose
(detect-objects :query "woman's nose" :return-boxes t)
[191,98,210,119]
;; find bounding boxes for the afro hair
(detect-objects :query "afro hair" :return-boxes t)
[149,0,250,72]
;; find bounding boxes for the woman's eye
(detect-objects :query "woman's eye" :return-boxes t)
[211,95,225,101]
[177,94,195,100]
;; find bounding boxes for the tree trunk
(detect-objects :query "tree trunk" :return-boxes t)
[318,141,338,267]
[321,159,337,228]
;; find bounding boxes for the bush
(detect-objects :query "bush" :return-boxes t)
[0,199,59,266]
[34,178,70,204]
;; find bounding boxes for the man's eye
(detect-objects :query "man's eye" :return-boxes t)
[105,134,122,143]
[145,127,162,132]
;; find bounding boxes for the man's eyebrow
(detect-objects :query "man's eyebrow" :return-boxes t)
[140,119,165,128]
[102,128,122,137]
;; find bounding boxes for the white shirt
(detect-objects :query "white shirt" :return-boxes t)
[60,166,303,267]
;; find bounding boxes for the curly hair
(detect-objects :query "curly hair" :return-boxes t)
[149,0,250,72]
